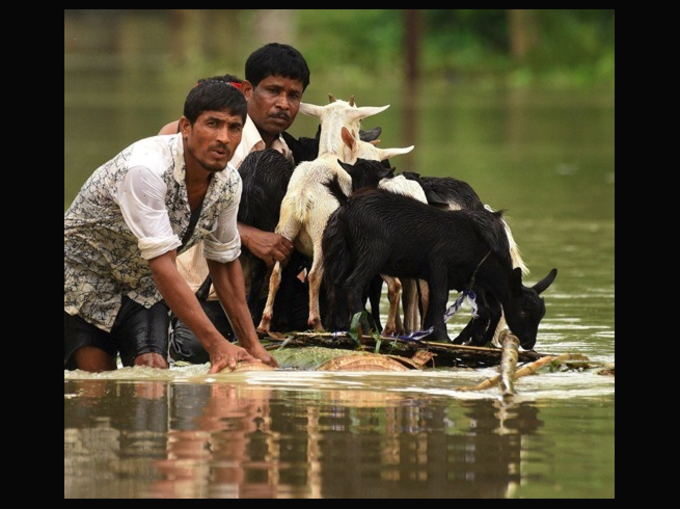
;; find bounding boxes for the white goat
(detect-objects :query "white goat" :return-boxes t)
[257,96,413,333]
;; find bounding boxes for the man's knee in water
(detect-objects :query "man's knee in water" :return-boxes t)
[134,352,169,369]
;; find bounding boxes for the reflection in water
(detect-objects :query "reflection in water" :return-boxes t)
[65,29,613,496]
[64,379,544,498]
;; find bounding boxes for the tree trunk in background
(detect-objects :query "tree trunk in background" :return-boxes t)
[170,9,203,65]
[508,9,539,62]
[254,9,295,45]
[202,10,241,64]
[403,9,420,166]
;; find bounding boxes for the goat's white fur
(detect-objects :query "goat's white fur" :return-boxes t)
[257,97,414,334]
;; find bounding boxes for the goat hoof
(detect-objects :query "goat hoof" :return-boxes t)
[308,319,325,332]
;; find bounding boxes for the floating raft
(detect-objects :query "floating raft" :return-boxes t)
[221,332,613,400]
[261,330,548,369]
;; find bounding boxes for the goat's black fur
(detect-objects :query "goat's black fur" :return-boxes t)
[322,185,556,348]
[401,171,485,211]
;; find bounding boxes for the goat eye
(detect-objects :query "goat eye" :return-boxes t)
[519,310,528,319]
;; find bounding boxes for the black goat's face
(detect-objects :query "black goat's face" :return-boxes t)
[504,268,558,349]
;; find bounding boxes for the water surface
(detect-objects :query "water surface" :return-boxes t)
[64,58,614,499]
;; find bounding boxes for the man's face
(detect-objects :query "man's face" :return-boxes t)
[243,74,304,138]
[181,110,244,173]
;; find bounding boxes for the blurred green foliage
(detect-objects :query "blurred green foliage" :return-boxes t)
[297,9,614,88]
[64,9,615,89]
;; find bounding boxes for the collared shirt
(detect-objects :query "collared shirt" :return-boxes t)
[64,133,242,331]
[176,115,292,295]
[231,114,293,168]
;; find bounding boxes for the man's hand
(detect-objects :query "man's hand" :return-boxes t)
[245,342,279,368]
[244,229,294,267]
[206,341,256,374]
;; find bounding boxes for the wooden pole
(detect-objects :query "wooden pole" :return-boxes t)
[459,352,587,392]
[498,331,520,399]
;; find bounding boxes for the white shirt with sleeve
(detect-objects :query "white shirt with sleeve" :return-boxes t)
[64,133,242,332]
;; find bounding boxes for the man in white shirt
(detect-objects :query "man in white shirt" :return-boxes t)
[164,43,313,363]
[64,79,276,373]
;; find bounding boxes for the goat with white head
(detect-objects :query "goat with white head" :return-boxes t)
[256,95,413,334]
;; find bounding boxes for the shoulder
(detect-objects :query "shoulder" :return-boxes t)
[128,135,178,169]
[214,161,242,189]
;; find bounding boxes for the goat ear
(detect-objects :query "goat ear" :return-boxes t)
[341,126,356,151]
[299,102,324,118]
[532,268,558,295]
[509,267,523,295]
[280,131,299,149]
[379,166,394,179]
[423,189,450,208]
[337,159,353,173]
[359,127,382,142]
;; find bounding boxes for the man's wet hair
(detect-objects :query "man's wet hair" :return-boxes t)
[183,79,248,125]
[197,73,242,86]
[245,42,310,91]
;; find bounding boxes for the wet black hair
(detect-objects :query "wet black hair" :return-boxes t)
[183,79,248,125]
[197,73,242,86]
[245,42,310,90]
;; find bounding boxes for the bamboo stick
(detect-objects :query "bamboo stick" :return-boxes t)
[459,352,588,392]
[498,331,520,399]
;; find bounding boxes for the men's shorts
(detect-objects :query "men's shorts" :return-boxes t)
[169,300,234,364]
[64,297,170,370]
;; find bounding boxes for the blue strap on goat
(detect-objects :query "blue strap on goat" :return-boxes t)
[399,250,491,342]
[445,290,479,321]
[398,290,479,342]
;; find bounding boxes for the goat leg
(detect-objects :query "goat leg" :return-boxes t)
[423,278,450,342]
[306,256,326,331]
[479,295,503,346]
[381,275,403,336]
[256,261,283,334]
[401,278,420,333]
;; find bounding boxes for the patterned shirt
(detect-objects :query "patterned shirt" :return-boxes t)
[64,133,243,332]
[176,115,292,296]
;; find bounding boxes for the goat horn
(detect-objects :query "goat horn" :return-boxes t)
[349,95,355,107]
[328,93,337,103]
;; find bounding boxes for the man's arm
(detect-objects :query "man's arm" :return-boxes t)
[148,251,257,373]
[207,257,277,367]
[238,222,294,267]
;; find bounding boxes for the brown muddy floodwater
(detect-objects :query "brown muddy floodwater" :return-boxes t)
[65,56,614,498]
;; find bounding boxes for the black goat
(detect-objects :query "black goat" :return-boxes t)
[336,158,397,332]
[401,171,485,211]
[322,186,557,349]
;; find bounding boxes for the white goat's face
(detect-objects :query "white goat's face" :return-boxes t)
[299,98,389,127]
[300,96,390,160]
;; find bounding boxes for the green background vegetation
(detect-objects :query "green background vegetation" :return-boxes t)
[64,9,615,89]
